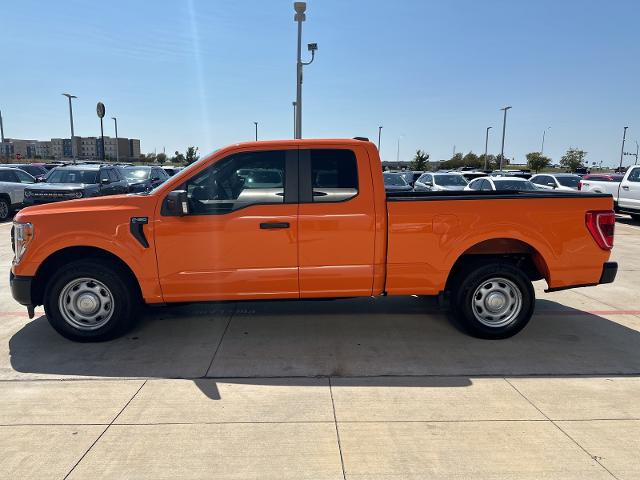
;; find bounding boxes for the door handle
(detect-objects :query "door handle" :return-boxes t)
[622,185,630,190]
[260,222,290,229]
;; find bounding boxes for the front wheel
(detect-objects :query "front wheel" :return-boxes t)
[44,259,139,342]
[450,262,535,339]
[0,198,10,221]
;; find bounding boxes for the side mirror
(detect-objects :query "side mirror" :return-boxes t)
[101,178,111,185]
[151,177,161,182]
[547,182,556,188]
[163,190,189,216]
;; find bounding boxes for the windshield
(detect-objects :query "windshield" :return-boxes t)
[384,173,408,186]
[494,180,537,191]
[435,174,468,186]
[557,176,580,188]
[46,169,98,184]
[121,168,151,182]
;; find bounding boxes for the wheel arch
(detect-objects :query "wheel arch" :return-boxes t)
[31,246,142,306]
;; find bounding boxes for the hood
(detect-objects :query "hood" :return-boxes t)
[16,194,130,219]
[25,182,93,191]
[385,185,413,191]
[435,185,467,191]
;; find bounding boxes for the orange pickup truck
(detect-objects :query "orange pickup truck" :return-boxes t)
[10,139,617,341]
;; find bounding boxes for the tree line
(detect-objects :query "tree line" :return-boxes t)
[407,148,588,173]
[139,146,200,165]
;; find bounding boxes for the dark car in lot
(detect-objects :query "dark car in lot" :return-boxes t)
[8,164,49,182]
[383,172,413,192]
[23,164,129,205]
[118,165,170,193]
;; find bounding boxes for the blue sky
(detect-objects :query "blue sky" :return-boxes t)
[2,0,639,166]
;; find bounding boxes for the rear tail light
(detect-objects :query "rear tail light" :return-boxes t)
[585,210,615,250]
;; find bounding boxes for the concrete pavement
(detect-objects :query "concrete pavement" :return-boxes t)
[1,218,639,479]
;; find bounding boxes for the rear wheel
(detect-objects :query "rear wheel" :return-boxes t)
[44,259,139,342]
[450,262,535,339]
[0,197,10,221]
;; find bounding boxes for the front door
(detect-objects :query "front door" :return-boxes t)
[154,148,299,302]
[619,166,640,211]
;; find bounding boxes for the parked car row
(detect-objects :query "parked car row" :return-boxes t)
[0,162,179,220]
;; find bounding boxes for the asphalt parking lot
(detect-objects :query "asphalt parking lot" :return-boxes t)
[1,217,640,479]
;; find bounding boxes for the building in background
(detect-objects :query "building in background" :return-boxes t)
[1,136,141,161]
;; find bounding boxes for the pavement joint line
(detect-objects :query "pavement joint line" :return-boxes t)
[62,379,147,480]
[503,378,620,480]
[203,302,237,377]
[571,288,640,320]
[328,376,347,480]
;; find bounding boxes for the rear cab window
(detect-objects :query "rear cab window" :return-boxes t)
[309,149,358,202]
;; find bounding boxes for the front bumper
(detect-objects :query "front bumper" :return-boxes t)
[545,262,618,292]
[10,271,34,306]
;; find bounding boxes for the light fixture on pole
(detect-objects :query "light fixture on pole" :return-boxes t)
[111,117,119,162]
[254,121,258,141]
[541,126,550,154]
[484,126,492,170]
[377,126,383,152]
[619,126,629,170]
[62,93,77,161]
[499,106,512,171]
[294,2,317,139]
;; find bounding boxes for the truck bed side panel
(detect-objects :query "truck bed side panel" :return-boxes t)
[386,194,613,295]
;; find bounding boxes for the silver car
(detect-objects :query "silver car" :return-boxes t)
[0,167,37,220]
[413,172,469,191]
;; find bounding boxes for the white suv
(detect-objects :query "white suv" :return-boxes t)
[0,167,36,221]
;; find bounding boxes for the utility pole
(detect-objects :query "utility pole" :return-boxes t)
[396,137,401,162]
[294,2,317,139]
[619,126,628,170]
[62,93,77,161]
[484,126,492,170]
[623,139,639,165]
[541,126,550,154]
[377,126,383,152]
[499,106,512,171]
[111,117,119,162]
[254,121,258,141]
[292,102,296,138]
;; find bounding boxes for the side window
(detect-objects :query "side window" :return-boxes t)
[481,179,493,191]
[14,170,34,183]
[99,169,110,183]
[0,171,12,182]
[628,167,640,182]
[107,169,119,182]
[310,149,358,202]
[423,174,433,184]
[185,150,286,215]
[468,179,481,190]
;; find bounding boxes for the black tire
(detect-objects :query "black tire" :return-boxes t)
[450,262,535,339]
[0,197,10,221]
[43,259,139,342]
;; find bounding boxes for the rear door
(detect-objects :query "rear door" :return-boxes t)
[297,146,376,297]
[619,166,640,210]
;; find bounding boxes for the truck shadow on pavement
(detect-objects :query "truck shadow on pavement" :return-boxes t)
[8,296,640,399]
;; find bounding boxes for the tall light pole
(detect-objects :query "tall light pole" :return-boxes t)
[254,121,258,141]
[499,105,512,171]
[619,126,628,170]
[636,141,639,165]
[377,126,383,151]
[541,126,550,154]
[111,117,119,162]
[294,2,317,139]
[292,102,296,138]
[62,93,77,160]
[396,136,402,163]
[484,126,492,170]
[0,109,5,143]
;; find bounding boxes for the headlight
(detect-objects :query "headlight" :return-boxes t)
[13,222,34,264]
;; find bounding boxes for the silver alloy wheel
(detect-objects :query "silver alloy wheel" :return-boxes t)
[471,277,522,328]
[58,277,114,331]
[0,200,8,220]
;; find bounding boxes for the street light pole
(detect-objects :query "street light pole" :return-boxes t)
[499,106,512,171]
[484,126,492,170]
[377,126,383,152]
[62,93,77,161]
[0,109,5,143]
[111,117,119,162]
[636,141,639,165]
[541,126,550,154]
[619,126,628,170]
[293,2,317,139]
[292,102,296,138]
[396,137,401,162]
[254,121,258,141]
